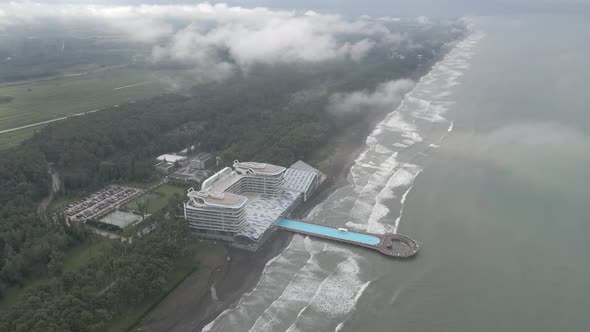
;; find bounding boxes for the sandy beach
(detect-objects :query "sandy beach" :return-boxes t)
[138,115,378,332]
[138,54,443,332]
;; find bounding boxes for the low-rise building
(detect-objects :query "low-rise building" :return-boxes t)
[189,152,214,170]
[169,167,210,186]
[154,153,186,175]
[155,161,176,175]
[156,154,186,163]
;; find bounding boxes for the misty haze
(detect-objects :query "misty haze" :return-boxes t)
[0,1,589,332]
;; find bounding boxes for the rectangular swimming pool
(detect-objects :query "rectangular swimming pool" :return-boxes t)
[276,219,381,245]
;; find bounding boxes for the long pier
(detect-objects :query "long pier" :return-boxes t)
[276,219,419,258]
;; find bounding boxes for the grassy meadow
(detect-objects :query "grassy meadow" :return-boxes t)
[124,184,187,215]
[0,67,189,148]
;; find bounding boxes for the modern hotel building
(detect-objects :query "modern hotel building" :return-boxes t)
[184,160,321,250]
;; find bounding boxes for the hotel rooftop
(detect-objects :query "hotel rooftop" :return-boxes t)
[183,160,322,249]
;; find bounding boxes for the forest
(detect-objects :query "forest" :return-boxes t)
[0,216,192,331]
[0,21,464,330]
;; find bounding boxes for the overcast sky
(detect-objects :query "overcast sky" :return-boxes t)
[12,0,590,17]
[2,2,445,82]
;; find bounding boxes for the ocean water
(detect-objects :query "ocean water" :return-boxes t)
[204,15,590,332]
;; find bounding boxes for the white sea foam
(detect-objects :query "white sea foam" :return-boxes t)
[284,257,368,332]
[249,243,364,332]
[330,280,371,332]
[249,255,324,331]
[370,164,420,233]
[233,239,324,332]
[393,169,422,233]
[205,29,485,332]
[374,144,392,155]
[345,29,484,241]
[203,236,312,332]
[345,221,368,231]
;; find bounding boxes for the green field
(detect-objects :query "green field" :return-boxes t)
[0,126,38,150]
[0,67,189,148]
[125,184,186,215]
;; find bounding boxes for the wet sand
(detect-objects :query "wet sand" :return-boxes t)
[138,122,375,332]
[138,57,444,332]
[140,232,292,332]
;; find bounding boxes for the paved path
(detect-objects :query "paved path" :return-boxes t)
[0,108,102,134]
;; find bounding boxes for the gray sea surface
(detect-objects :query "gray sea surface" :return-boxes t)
[204,15,590,332]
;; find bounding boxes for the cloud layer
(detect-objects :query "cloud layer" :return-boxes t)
[327,79,415,114]
[0,2,412,80]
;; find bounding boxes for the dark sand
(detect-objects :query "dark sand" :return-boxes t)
[138,56,443,332]
[138,114,382,332]
[139,232,293,332]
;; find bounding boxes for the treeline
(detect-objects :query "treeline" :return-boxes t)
[28,45,445,192]
[0,24,463,326]
[0,217,191,331]
[0,37,451,291]
[0,148,90,296]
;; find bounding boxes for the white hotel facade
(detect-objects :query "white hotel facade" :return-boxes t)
[183,160,320,249]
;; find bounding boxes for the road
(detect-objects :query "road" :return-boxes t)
[0,108,102,135]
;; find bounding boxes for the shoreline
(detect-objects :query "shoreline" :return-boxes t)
[138,48,451,332]
[138,131,367,332]
[138,113,378,332]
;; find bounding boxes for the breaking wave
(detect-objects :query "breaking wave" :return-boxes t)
[202,30,484,332]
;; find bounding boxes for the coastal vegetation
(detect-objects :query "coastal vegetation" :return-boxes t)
[0,14,465,330]
[124,184,186,215]
[0,216,206,331]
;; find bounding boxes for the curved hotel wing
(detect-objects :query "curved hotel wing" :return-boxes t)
[183,160,320,250]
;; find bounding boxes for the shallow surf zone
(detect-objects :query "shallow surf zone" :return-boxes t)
[202,30,484,332]
[202,236,372,332]
[343,30,485,236]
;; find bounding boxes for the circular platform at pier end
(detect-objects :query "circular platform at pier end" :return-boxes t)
[377,234,419,258]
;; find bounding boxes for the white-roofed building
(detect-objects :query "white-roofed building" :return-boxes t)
[183,160,321,250]
[284,168,319,201]
[156,154,186,163]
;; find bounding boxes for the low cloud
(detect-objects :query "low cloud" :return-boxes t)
[0,2,411,80]
[327,79,415,114]
[444,122,590,197]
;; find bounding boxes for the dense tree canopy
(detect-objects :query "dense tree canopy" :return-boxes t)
[0,217,190,331]
[0,24,463,330]
[0,148,90,295]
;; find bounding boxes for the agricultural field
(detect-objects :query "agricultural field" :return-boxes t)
[0,126,37,150]
[0,67,190,148]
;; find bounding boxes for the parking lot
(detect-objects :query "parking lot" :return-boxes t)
[63,186,143,221]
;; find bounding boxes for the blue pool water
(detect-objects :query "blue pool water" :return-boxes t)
[276,219,381,245]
